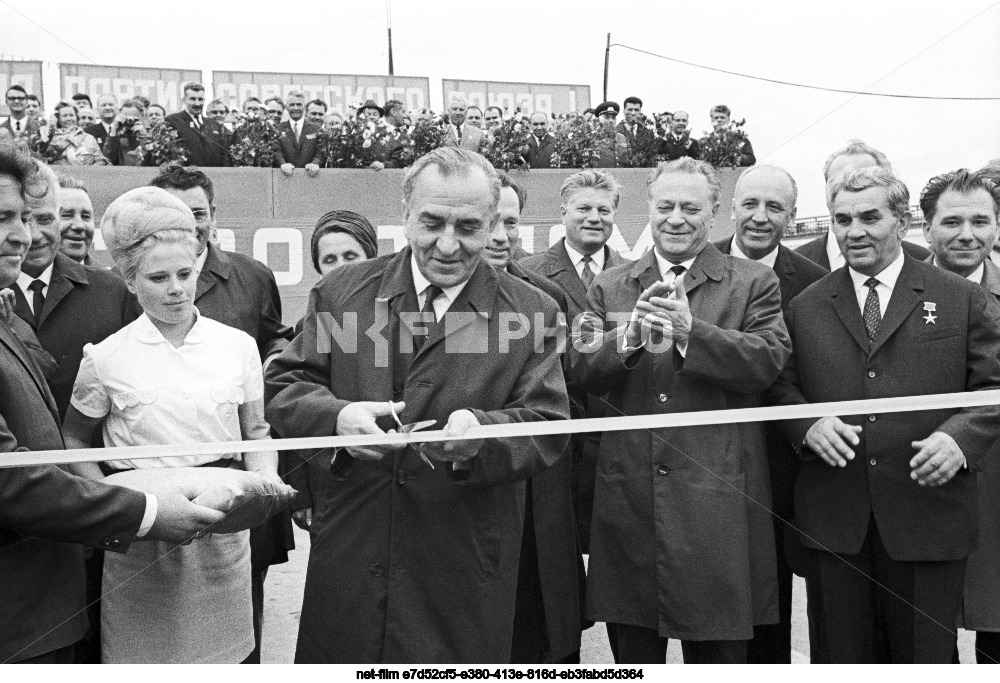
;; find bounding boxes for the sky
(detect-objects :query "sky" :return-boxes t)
[2,0,999,217]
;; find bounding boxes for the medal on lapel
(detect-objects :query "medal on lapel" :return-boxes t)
[923,301,937,324]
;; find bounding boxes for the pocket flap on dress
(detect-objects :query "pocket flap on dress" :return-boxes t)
[211,385,245,404]
[112,389,158,410]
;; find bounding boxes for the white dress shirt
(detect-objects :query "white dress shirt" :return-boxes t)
[931,256,985,285]
[848,250,905,319]
[730,237,779,270]
[16,262,54,315]
[410,255,469,320]
[563,242,606,280]
[825,230,846,271]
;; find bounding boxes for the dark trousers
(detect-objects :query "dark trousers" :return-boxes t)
[571,433,599,554]
[19,643,75,664]
[813,519,967,663]
[747,520,793,663]
[610,623,747,664]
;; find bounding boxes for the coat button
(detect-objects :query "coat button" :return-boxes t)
[104,538,121,549]
[868,371,876,378]
[869,458,877,466]
[396,469,408,485]
[657,393,669,404]
[369,563,385,577]
[868,415,877,422]
[657,465,670,475]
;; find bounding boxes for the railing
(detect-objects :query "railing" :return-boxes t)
[789,205,927,239]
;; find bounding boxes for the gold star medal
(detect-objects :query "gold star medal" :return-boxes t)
[923,301,937,324]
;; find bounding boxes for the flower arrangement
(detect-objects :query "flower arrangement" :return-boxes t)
[403,117,449,166]
[138,121,188,167]
[698,119,750,169]
[23,126,62,164]
[479,114,531,171]
[550,115,617,169]
[324,118,394,169]
[229,116,281,168]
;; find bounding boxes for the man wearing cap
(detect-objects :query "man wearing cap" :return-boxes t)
[358,99,384,123]
[593,102,629,168]
[442,96,485,152]
[274,90,323,176]
[657,111,700,161]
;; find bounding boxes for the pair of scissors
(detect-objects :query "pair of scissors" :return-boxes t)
[388,402,437,469]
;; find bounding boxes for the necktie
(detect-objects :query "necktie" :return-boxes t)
[456,125,462,143]
[669,264,686,283]
[414,284,443,353]
[15,120,21,132]
[580,255,596,289]
[294,120,301,141]
[863,277,881,342]
[28,279,45,326]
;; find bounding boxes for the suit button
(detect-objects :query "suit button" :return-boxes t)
[396,469,408,485]
[369,563,385,577]
[657,465,670,475]
[869,458,877,466]
[105,538,121,549]
[868,415,877,422]
[658,393,669,404]
[868,371,876,379]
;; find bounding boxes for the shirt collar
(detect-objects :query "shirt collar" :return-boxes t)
[849,249,905,294]
[563,241,606,271]
[653,249,697,279]
[931,256,986,284]
[17,262,54,291]
[730,237,779,269]
[409,254,469,307]
[826,230,845,269]
[134,306,207,345]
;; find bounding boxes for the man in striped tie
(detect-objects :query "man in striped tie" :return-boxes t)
[769,166,1000,662]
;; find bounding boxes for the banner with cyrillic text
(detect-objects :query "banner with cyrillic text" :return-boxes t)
[442,79,591,117]
[212,71,430,115]
[59,63,203,113]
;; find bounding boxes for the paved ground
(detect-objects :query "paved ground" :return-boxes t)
[262,526,977,664]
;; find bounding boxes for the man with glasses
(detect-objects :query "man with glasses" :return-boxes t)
[2,86,37,139]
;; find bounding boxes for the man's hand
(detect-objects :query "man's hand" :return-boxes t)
[336,400,406,461]
[291,507,312,531]
[625,280,673,348]
[649,275,693,347]
[369,160,385,171]
[418,410,483,465]
[144,491,225,544]
[305,163,320,177]
[804,416,862,467]
[280,162,295,176]
[910,432,966,487]
[0,288,14,320]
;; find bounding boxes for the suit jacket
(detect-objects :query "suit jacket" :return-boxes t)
[616,121,655,154]
[442,122,485,151]
[795,232,931,271]
[274,119,324,168]
[194,243,293,362]
[770,256,1000,561]
[0,115,39,140]
[526,133,557,169]
[567,243,790,639]
[0,317,145,663]
[265,249,570,663]
[13,253,141,418]
[84,121,112,153]
[165,110,231,167]
[657,134,701,161]
[381,125,410,168]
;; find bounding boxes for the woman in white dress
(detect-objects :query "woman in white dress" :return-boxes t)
[62,186,281,663]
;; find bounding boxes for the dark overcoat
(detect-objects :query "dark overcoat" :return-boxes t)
[568,243,791,640]
[265,248,570,663]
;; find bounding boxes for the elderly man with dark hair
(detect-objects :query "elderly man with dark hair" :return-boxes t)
[919,169,1000,664]
[165,83,231,167]
[569,158,790,664]
[770,166,1000,663]
[266,147,570,663]
[796,140,930,271]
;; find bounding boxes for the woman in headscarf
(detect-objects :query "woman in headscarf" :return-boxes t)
[61,186,281,663]
[310,209,378,277]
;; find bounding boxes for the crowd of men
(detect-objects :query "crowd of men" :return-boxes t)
[3,78,1000,666]
[2,83,752,170]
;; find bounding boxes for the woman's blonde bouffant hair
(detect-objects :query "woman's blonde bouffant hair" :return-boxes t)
[100,186,199,283]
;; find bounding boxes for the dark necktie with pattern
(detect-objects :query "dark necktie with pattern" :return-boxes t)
[28,279,45,326]
[581,255,596,289]
[414,284,443,353]
[863,277,881,342]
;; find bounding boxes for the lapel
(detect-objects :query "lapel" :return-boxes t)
[195,243,231,300]
[774,245,797,294]
[0,317,59,420]
[869,256,923,356]
[684,242,726,297]
[39,254,86,328]
[829,267,871,354]
[12,285,33,330]
[544,239,588,312]
[982,260,1000,301]
[628,247,661,293]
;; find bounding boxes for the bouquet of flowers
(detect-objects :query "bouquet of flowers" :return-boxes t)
[698,119,750,169]
[138,121,188,167]
[23,125,63,164]
[620,113,661,168]
[550,115,616,169]
[324,118,393,169]
[229,116,281,168]
[479,114,531,171]
[402,116,449,166]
